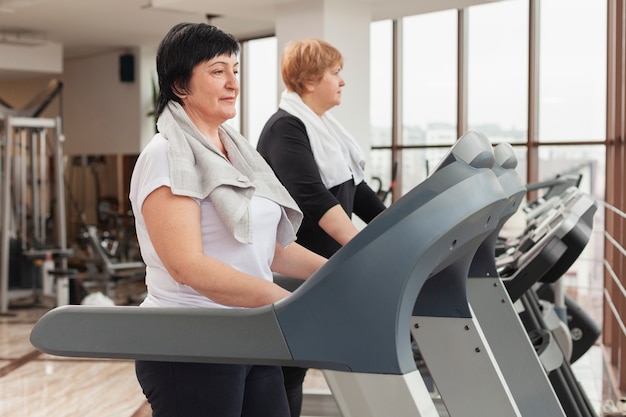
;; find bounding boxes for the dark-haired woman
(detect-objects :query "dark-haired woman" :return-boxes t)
[129,23,326,417]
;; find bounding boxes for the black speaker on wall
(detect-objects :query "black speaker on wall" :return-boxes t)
[120,53,135,83]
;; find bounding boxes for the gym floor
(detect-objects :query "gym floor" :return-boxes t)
[0,293,604,417]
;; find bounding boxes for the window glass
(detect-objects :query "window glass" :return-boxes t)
[468,0,528,144]
[368,149,393,206]
[370,20,393,148]
[402,10,458,146]
[401,147,448,195]
[537,145,605,201]
[242,37,278,146]
[539,0,606,141]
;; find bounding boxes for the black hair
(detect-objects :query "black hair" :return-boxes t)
[155,23,240,117]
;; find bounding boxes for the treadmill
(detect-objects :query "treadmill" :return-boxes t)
[31,131,521,417]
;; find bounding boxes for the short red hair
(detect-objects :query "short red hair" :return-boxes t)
[281,38,343,95]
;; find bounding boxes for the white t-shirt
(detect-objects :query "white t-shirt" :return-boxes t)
[129,135,282,308]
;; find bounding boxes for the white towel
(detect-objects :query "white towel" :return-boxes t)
[158,101,302,245]
[279,90,365,189]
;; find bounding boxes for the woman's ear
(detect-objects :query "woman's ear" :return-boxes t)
[303,81,316,94]
[172,81,188,99]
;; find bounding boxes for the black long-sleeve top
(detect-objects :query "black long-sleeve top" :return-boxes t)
[257,109,386,258]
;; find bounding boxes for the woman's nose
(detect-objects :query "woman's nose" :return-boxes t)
[227,72,240,90]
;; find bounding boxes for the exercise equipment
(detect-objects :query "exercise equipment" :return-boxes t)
[461,140,566,416]
[62,154,146,304]
[29,131,599,416]
[409,136,597,416]
[325,131,522,417]
[371,161,397,205]
[535,282,601,364]
[499,175,595,296]
[31,131,519,416]
[488,168,599,417]
[0,80,71,313]
[497,174,597,356]
[0,79,63,119]
[79,225,145,289]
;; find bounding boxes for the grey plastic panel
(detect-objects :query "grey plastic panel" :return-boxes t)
[430,131,495,174]
[279,161,507,373]
[445,131,495,169]
[31,304,293,364]
[470,144,526,280]
[464,146,576,416]
[468,278,566,417]
[494,142,518,170]
[501,192,597,300]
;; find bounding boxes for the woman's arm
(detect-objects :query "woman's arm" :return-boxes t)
[317,204,360,246]
[320,179,389,244]
[259,115,360,245]
[142,186,291,307]
[271,242,327,280]
[258,114,340,224]
[353,181,387,223]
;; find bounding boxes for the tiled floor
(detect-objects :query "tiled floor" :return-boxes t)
[0,295,608,417]
[0,305,146,417]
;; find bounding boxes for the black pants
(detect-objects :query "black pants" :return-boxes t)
[136,360,290,417]
[282,366,308,417]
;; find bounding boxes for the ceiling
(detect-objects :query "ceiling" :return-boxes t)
[0,0,500,74]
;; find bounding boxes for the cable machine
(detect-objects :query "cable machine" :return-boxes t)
[0,80,70,314]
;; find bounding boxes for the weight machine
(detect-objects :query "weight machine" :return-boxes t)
[0,80,72,314]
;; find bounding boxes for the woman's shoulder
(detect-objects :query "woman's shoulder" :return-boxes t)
[129,134,171,206]
[136,134,168,161]
[259,110,307,150]
[134,134,169,173]
[267,108,305,129]
[260,109,307,142]
[143,133,168,153]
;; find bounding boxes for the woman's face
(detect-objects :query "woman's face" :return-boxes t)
[181,53,239,127]
[310,63,345,113]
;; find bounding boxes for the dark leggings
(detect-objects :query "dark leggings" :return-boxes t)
[282,366,308,417]
[136,360,290,417]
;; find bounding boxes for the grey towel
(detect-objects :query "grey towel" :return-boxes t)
[158,101,302,245]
